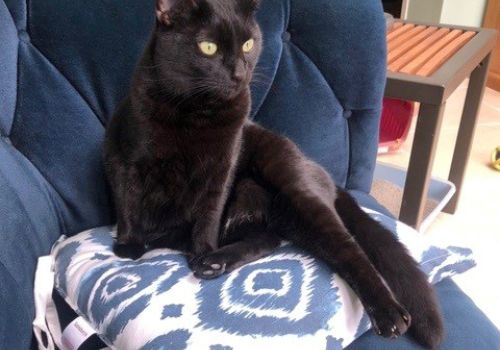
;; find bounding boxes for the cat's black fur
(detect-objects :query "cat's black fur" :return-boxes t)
[103,0,444,348]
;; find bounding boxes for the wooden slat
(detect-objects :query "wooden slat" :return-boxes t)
[391,22,404,31]
[416,31,476,76]
[389,28,450,72]
[387,23,415,42]
[388,25,427,53]
[388,26,438,64]
[399,29,463,75]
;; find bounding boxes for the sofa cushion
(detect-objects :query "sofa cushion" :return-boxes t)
[346,278,500,350]
[50,210,475,349]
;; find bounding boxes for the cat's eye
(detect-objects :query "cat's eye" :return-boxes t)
[242,39,254,53]
[198,41,218,56]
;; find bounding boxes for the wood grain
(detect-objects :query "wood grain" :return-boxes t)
[398,29,463,75]
[388,26,438,65]
[388,25,427,53]
[389,28,450,72]
[392,22,404,30]
[416,31,476,76]
[387,23,415,42]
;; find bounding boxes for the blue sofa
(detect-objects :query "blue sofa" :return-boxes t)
[0,0,498,349]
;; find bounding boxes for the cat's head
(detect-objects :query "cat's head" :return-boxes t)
[150,0,262,100]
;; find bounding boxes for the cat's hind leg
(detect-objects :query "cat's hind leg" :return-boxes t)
[190,178,280,279]
[243,123,411,339]
[334,187,444,349]
[189,223,281,279]
[269,193,411,339]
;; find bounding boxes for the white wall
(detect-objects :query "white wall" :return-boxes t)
[440,0,487,27]
[406,0,443,23]
[406,0,487,27]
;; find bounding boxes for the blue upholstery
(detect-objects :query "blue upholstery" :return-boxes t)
[346,278,500,350]
[0,0,497,349]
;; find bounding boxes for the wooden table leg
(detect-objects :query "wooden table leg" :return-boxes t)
[399,102,446,229]
[443,54,492,214]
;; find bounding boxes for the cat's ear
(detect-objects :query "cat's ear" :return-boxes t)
[156,0,199,25]
[248,0,260,10]
[238,0,260,16]
[156,0,174,24]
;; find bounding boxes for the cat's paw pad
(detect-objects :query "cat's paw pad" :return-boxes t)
[368,300,411,339]
[189,254,227,280]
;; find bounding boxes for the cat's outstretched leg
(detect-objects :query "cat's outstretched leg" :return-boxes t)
[335,188,444,349]
[244,122,411,340]
[190,178,280,279]
[269,193,411,339]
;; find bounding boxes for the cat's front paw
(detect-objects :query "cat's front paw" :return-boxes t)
[113,242,146,260]
[367,299,411,339]
[189,254,227,280]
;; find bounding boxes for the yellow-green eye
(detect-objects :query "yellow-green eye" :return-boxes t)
[242,39,254,53]
[198,41,218,56]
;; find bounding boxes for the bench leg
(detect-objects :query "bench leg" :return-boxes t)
[399,102,446,229]
[443,54,492,214]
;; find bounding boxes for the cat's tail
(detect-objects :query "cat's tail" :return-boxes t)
[334,188,444,349]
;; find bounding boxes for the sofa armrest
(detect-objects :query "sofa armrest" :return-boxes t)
[0,140,63,349]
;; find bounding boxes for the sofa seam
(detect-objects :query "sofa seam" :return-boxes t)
[10,39,69,235]
[285,0,291,30]
[1,3,20,137]
[277,39,357,188]
[287,0,342,112]
[0,259,33,331]
[30,42,105,127]
[26,4,105,127]
[3,138,68,235]
[0,168,47,267]
[344,107,383,192]
[287,40,345,111]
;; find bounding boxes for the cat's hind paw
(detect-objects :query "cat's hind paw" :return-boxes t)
[189,254,227,279]
[368,300,411,339]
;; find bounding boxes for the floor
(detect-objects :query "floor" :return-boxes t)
[376,81,500,328]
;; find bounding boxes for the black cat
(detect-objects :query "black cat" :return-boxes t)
[103,0,443,348]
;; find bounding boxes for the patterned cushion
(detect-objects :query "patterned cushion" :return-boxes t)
[52,211,476,349]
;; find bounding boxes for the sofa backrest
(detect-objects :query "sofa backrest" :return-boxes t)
[0,1,386,348]
[1,0,386,235]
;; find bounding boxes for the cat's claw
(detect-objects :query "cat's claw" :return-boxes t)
[189,255,227,280]
[368,300,411,339]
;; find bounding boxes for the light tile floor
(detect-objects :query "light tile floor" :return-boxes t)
[377,82,500,328]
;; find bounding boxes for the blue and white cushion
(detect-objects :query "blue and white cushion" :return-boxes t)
[52,210,476,349]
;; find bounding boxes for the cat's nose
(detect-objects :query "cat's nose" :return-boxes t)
[232,70,245,83]
[232,60,246,83]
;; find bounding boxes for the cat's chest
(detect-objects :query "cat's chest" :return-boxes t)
[149,127,241,187]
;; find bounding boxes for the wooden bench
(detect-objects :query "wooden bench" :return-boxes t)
[384,21,497,229]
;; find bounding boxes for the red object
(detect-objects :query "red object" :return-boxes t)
[378,98,414,153]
